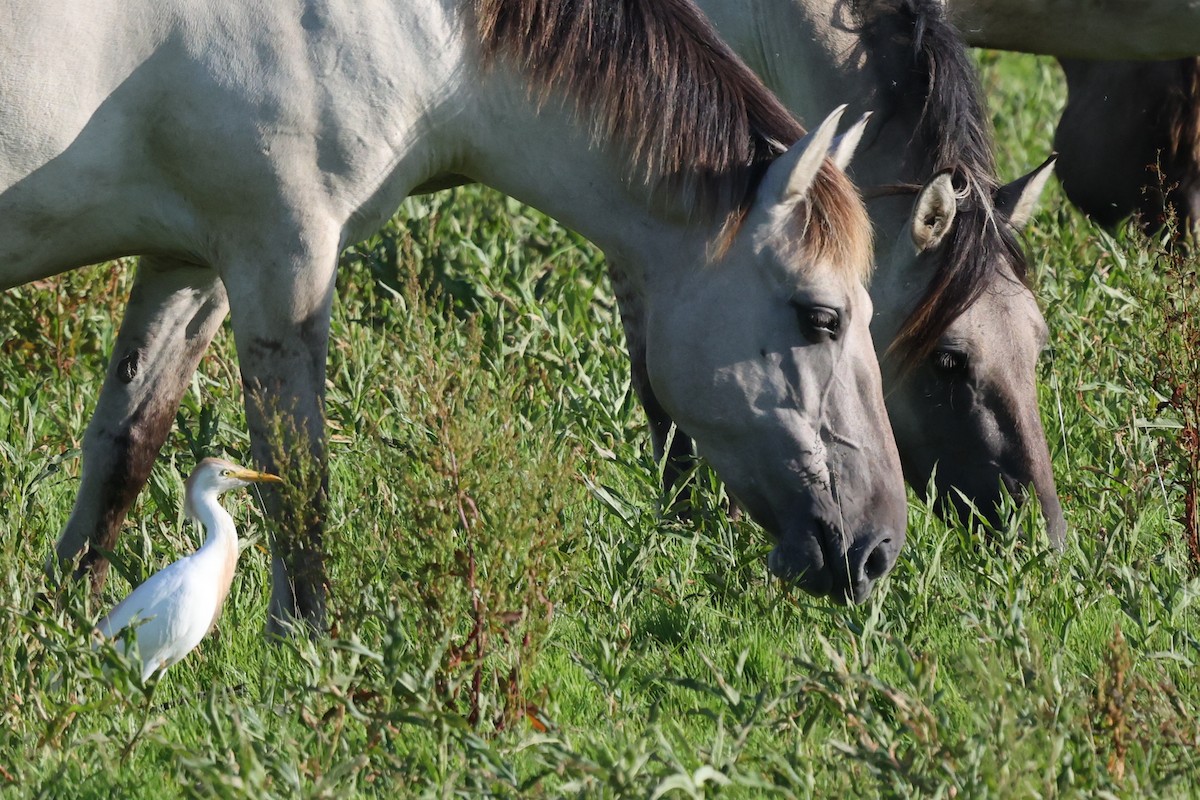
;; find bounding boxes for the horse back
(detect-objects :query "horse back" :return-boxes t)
[0,0,467,284]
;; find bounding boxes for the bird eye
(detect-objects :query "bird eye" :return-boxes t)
[931,348,968,376]
[795,304,841,342]
[222,469,233,477]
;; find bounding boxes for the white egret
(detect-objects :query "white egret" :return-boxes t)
[97,457,282,682]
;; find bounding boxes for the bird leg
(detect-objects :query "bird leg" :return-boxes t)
[51,257,228,593]
[119,670,161,765]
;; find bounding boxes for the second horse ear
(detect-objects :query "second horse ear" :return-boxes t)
[994,154,1058,229]
[766,104,848,205]
[831,112,872,171]
[910,171,957,252]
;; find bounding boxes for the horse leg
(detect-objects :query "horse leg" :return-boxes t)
[607,263,696,493]
[222,242,337,635]
[52,257,228,591]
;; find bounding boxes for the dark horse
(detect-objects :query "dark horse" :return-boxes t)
[1055,58,1200,238]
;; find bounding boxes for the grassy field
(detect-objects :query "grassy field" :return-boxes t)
[2,52,1199,798]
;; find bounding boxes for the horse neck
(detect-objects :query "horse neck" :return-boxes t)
[454,67,705,295]
[697,0,930,192]
[697,0,926,292]
[694,0,843,113]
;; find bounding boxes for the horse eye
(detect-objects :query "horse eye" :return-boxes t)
[931,348,968,375]
[797,305,841,341]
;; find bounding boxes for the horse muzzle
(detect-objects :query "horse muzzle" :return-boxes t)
[768,523,902,604]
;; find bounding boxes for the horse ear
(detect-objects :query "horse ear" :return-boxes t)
[910,171,957,252]
[994,154,1057,229]
[766,104,848,204]
[831,112,872,171]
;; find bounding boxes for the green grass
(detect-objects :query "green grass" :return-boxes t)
[3,53,1200,798]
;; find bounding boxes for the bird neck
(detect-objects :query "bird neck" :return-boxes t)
[192,495,238,554]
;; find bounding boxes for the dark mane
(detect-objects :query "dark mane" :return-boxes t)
[474,0,872,277]
[854,0,1029,369]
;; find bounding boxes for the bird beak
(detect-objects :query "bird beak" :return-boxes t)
[232,468,284,485]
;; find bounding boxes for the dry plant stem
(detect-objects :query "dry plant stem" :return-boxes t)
[447,446,485,728]
[1096,627,1131,783]
[1153,225,1200,572]
[1187,445,1200,569]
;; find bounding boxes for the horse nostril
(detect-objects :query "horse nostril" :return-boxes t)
[847,532,900,602]
[863,537,893,581]
[1001,474,1029,505]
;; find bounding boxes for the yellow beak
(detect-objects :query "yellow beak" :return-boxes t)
[231,468,284,485]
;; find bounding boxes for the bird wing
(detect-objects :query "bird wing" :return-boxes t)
[97,552,226,682]
[97,556,194,638]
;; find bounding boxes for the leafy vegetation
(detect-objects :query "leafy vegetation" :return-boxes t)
[2,53,1199,798]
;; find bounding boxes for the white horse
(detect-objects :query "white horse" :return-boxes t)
[5,0,907,627]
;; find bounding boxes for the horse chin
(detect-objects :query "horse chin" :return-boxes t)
[729,489,835,594]
[740,490,841,600]
[767,539,835,600]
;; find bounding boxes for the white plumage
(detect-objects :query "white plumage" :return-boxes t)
[96,457,282,682]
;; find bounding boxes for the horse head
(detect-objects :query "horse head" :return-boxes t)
[644,108,908,603]
[872,158,1066,545]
